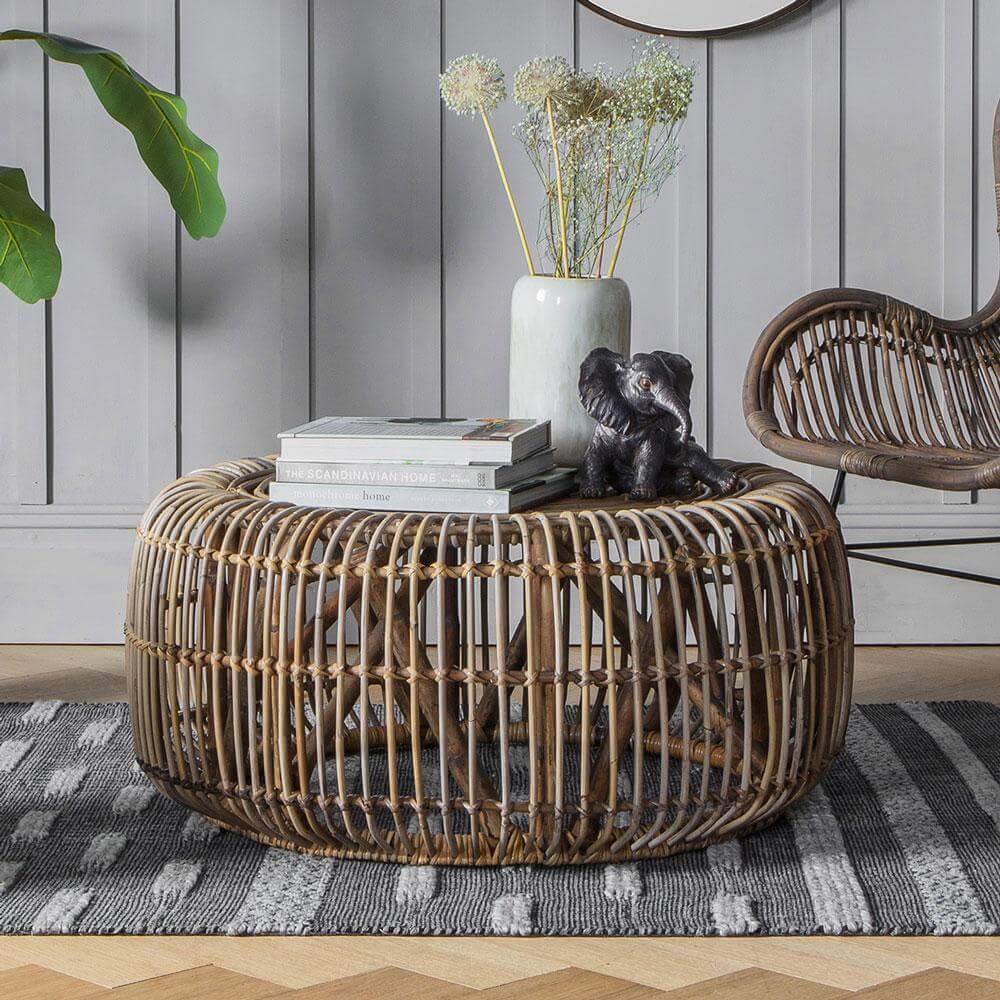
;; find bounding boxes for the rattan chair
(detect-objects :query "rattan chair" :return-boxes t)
[743,103,1000,586]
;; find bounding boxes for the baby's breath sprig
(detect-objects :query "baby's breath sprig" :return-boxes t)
[605,40,693,277]
[558,70,617,127]
[623,39,694,125]
[440,54,535,274]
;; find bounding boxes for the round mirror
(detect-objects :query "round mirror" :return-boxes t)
[576,0,812,36]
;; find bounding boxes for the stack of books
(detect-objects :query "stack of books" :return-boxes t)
[270,417,577,513]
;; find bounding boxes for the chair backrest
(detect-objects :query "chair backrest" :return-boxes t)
[762,303,1000,455]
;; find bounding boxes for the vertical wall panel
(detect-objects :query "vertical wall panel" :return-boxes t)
[279,1,312,435]
[312,0,441,419]
[47,0,176,503]
[442,0,573,418]
[941,0,975,506]
[976,0,1000,309]
[805,0,842,499]
[141,1,178,495]
[842,0,945,506]
[181,0,309,470]
[710,8,814,465]
[0,0,46,505]
[943,0,974,320]
[674,37,709,441]
[809,0,841,293]
[844,0,943,306]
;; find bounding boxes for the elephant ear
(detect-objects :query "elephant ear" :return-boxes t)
[578,347,633,434]
[652,351,694,409]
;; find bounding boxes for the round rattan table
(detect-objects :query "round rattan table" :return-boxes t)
[125,458,853,866]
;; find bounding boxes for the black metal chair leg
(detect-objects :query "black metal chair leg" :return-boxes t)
[846,549,1000,587]
[828,470,1000,585]
[829,469,846,511]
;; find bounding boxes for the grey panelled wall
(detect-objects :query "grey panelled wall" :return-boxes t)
[0,0,996,642]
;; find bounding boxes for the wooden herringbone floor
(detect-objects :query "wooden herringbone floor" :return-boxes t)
[2,942,1000,997]
[0,644,997,999]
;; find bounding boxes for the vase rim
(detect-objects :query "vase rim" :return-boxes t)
[519,274,625,282]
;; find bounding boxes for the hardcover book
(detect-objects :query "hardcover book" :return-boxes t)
[278,416,550,464]
[268,468,577,514]
[275,447,555,490]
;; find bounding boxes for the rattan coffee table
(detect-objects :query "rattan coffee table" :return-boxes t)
[125,458,853,866]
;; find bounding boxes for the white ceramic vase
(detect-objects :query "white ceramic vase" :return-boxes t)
[509,275,631,467]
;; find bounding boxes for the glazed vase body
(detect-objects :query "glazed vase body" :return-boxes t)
[508,276,631,467]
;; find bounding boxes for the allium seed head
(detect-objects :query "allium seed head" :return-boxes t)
[440,54,506,116]
[513,56,572,111]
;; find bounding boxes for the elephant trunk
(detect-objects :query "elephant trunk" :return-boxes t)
[653,386,691,444]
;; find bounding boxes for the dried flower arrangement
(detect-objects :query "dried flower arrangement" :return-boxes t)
[440,41,693,279]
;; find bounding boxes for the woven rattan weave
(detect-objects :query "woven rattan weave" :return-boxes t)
[125,459,853,865]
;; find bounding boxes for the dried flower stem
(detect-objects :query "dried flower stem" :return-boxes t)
[546,185,558,266]
[571,211,631,275]
[594,122,614,277]
[608,118,654,278]
[546,96,569,278]
[481,109,535,275]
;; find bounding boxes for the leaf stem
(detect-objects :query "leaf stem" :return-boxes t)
[608,118,654,279]
[481,109,535,276]
[546,96,569,278]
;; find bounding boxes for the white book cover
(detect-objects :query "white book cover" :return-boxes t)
[278,416,550,465]
[275,448,555,490]
[269,468,577,514]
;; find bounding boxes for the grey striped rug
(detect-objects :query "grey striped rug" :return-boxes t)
[0,700,998,936]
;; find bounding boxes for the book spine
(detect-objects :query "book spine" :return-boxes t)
[276,460,495,489]
[269,481,511,514]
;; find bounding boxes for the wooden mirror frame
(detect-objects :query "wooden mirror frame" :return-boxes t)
[575,0,812,37]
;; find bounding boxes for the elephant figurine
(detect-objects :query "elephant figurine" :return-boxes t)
[577,347,738,501]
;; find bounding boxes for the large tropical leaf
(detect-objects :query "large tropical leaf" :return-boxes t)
[0,167,60,303]
[1,30,225,239]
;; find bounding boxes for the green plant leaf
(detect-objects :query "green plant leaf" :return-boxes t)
[1,29,226,239]
[0,167,60,303]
